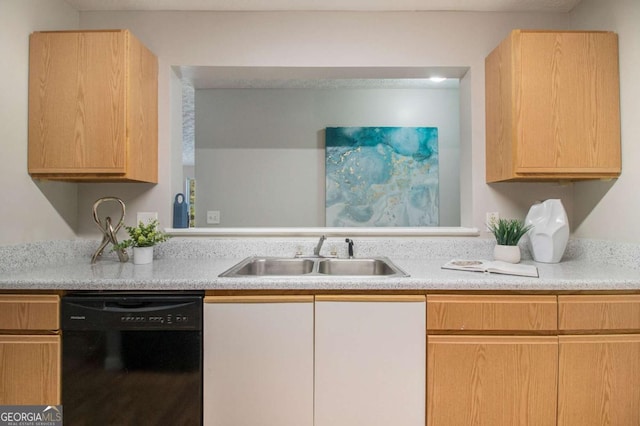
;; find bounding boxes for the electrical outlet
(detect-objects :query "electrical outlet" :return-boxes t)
[207,210,220,224]
[137,212,158,224]
[486,212,499,231]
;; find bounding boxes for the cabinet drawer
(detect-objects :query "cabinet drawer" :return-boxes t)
[0,295,60,331]
[559,295,640,331]
[427,295,557,332]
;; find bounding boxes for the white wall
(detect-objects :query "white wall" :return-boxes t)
[569,0,640,242]
[74,10,572,237]
[1,6,631,243]
[194,87,460,227]
[0,0,78,245]
[7,6,637,244]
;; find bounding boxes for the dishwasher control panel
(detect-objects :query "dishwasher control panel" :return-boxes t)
[61,292,203,331]
[119,314,191,325]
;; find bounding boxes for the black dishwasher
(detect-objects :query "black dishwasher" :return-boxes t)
[61,292,203,426]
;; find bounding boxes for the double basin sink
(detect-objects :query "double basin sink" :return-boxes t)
[219,256,408,278]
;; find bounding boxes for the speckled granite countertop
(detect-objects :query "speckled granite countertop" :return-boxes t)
[1,257,640,292]
[1,237,639,292]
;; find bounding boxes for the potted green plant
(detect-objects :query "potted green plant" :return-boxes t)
[487,218,532,263]
[114,219,170,265]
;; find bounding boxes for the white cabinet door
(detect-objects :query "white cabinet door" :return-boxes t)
[315,295,426,426]
[203,296,314,426]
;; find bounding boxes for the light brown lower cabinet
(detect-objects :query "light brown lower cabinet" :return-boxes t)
[427,335,558,426]
[0,294,60,405]
[426,295,558,426]
[426,294,640,425]
[558,334,640,425]
[0,335,61,405]
[557,295,640,425]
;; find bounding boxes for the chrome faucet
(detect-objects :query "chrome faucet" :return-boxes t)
[313,235,326,256]
[345,238,354,258]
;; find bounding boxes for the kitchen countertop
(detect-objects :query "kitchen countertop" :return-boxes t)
[2,237,640,292]
[2,256,640,292]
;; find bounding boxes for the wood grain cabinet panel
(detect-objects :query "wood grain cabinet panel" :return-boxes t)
[28,30,157,182]
[427,295,557,332]
[0,295,59,331]
[0,335,61,405]
[559,295,640,332]
[486,30,620,182]
[558,334,640,426]
[427,335,558,426]
[0,294,60,405]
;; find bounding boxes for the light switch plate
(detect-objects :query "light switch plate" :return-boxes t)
[207,210,220,224]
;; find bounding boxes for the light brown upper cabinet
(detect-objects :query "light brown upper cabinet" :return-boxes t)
[28,30,158,182]
[485,30,621,182]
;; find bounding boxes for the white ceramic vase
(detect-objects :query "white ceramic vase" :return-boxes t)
[493,244,521,264]
[525,199,569,263]
[133,246,154,265]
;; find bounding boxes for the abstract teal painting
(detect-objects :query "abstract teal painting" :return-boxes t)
[325,127,439,227]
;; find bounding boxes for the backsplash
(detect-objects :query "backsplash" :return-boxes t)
[154,236,504,261]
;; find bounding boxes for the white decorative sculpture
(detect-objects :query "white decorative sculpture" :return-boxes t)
[525,199,569,263]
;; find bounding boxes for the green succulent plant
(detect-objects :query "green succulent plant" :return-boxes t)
[113,219,170,249]
[488,218,532,246]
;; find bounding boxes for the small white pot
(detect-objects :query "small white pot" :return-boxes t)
[133,246,154,265]
[493,245,521,264]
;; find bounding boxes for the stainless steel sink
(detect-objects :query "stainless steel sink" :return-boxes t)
[222,257,315,276]
[317,258,401,276]
[219,256,408,278]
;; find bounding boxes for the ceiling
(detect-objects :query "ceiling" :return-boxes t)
[65,0,583,13]
[66,0,582,89]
